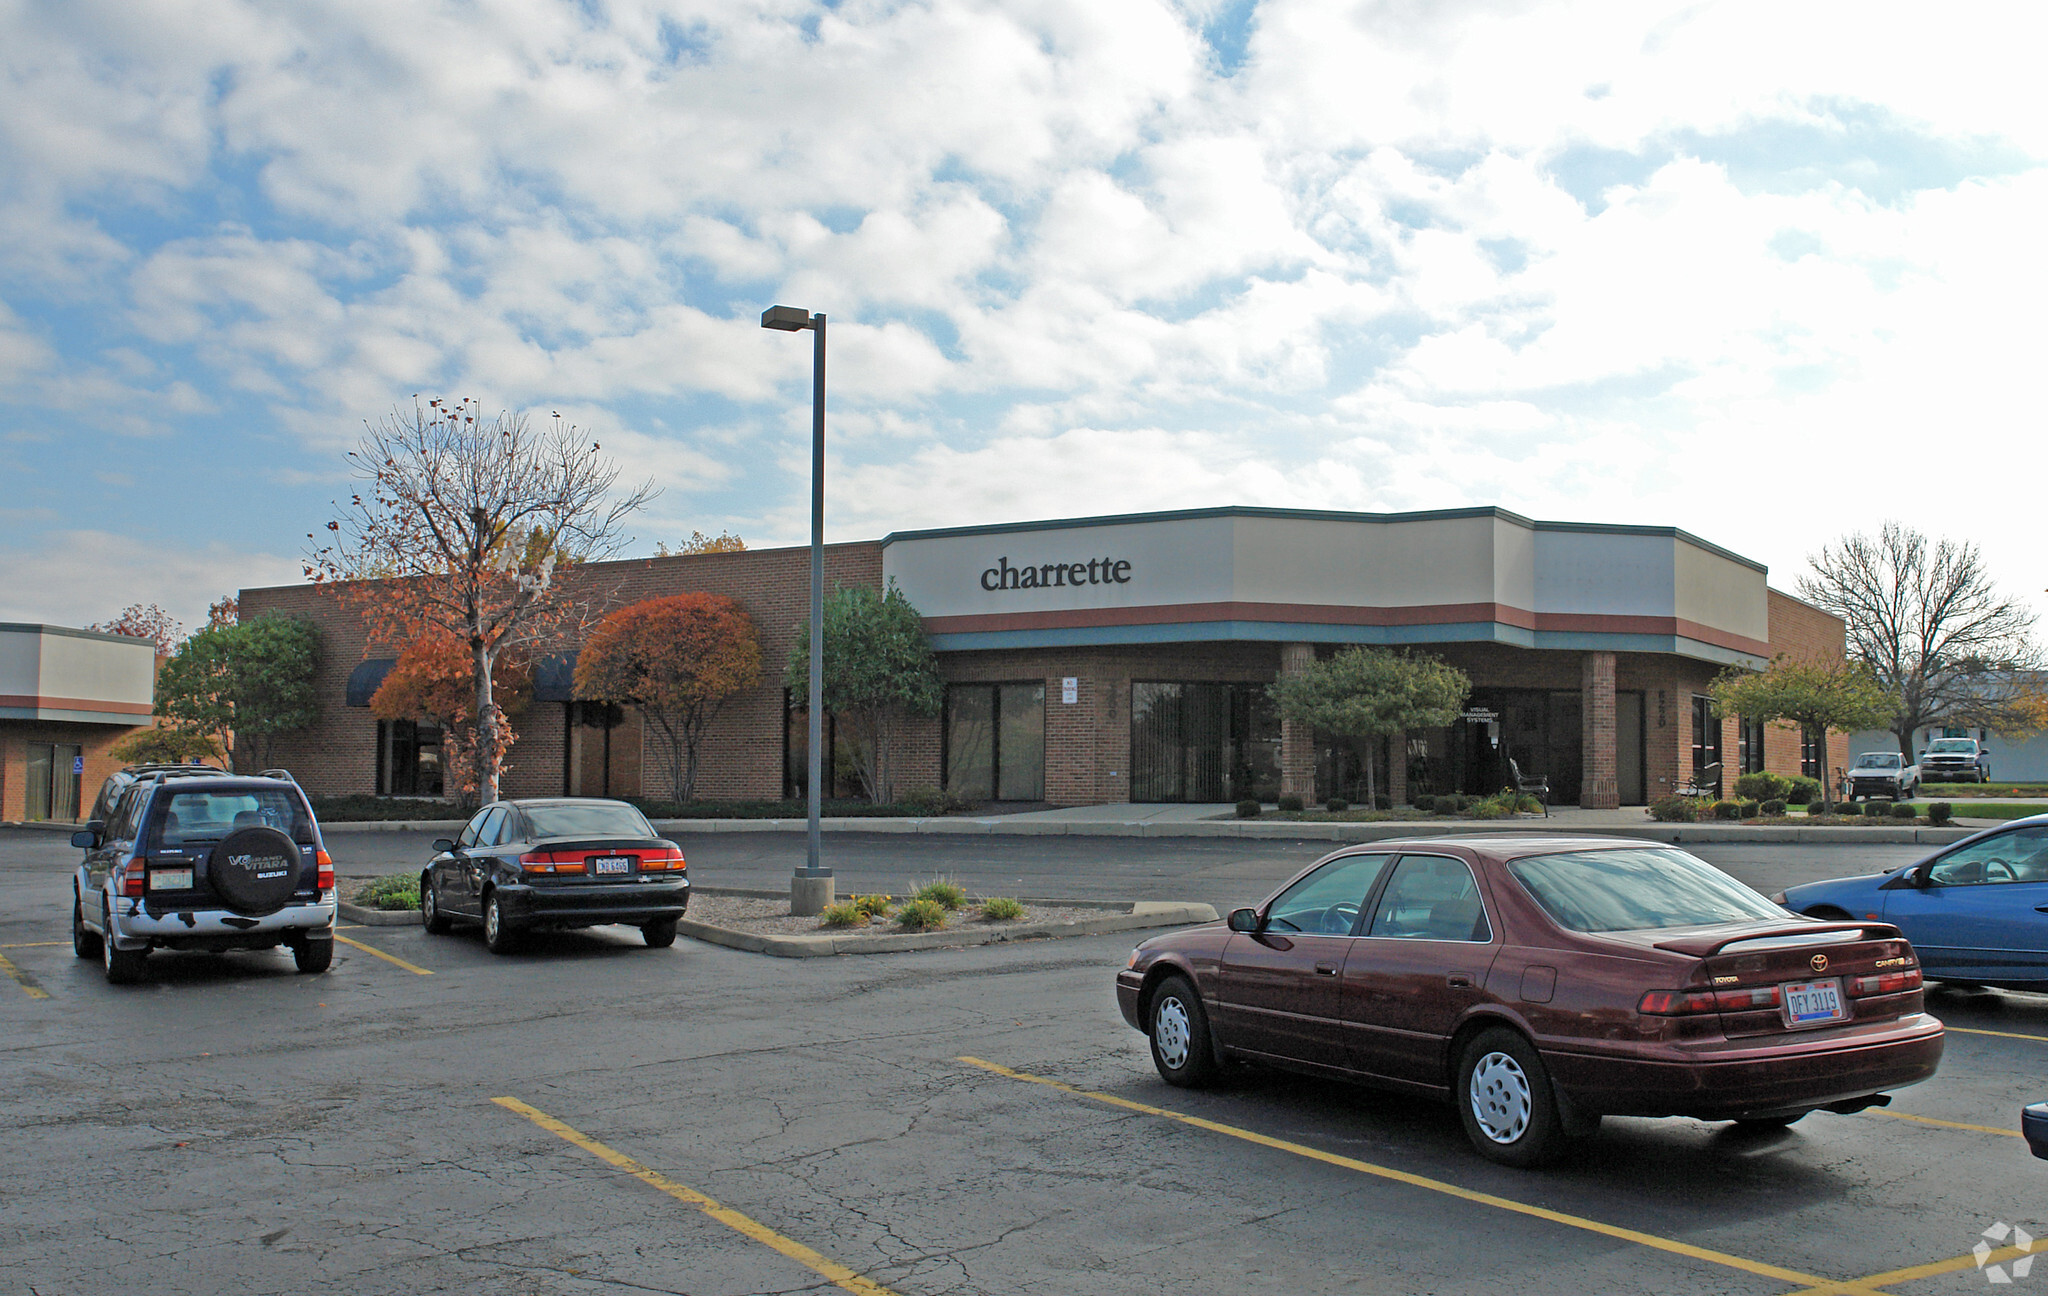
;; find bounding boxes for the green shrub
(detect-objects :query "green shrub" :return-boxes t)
[895,898,948,931]
[1732,771,1793,803]
[1325,797,1349,813]
[979,897,1025,921]
[1867,798,1893,818]
[1785,776,1820,806]
[1436,793,1468,813]
[1468,799,1508,820]
[1890,802,1916,820]
[1738,800,1761,819]
[1235,799,1261,819]
[1412,794,1438,813]
[819,902,868,928]
[1928,801,1953,825]
[1276,793,1305,812]
[354,875,421,911]
[1760,798,1786,817]
[913,878,967,911]
[1711,800,1742,821]
[850,893,893,918]
[1650,796,1698,822]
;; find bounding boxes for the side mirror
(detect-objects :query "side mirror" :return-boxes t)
[1227,907,1263,933]
[432,838,457,854]
[70,829,98,849]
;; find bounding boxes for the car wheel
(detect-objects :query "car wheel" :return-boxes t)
[72,891,102,960]
[420,874,452,934]
[101,899,148,986]
[1147,975,1219,1088]
[642,917,678,948]
[482,891,519,955]
[293,937,334,974]
[1458,1028,1572,1168]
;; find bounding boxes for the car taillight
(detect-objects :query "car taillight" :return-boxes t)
[1638,989,1718,1015]
[316,849,335,890]
[519,851,586,875]
[119,859,148,898]
[1852,968,1922,996]
[641,847,686,872]
[1713,985,1784,1012]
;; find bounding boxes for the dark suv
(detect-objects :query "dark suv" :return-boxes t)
[71,772,337,984]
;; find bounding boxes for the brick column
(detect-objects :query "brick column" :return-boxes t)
[1581,651,1619,809]
[1279,642,1316,802]
[1386,729,1407,806]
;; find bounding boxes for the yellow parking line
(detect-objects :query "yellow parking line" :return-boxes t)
[0,952,50,999]
[958,1056,1888,1296]
[1945,1025,2048,1043]
[333,934,433,976]
[0,941,68,949]
[1781,1241,2042,1296]
[494,1097,899,1296]
[1868,1109,2023,1138]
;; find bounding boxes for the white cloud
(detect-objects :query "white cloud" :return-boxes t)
[0,529,303,631]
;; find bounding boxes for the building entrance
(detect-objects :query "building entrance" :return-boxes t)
[1130,682,1279,803]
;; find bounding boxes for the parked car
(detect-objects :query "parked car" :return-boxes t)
[420,798,690,954]
[1920,737,1992,784]
[1846,751,1918,800]
[71,771,336,984]
[1774,817,2048,991]
[1116,835,1941,1167]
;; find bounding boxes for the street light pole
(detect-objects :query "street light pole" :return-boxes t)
[761,304,833,916]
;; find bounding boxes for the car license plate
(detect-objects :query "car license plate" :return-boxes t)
[151,869,194,890]
[591,856,634,875]
[1781,978,1847,1026]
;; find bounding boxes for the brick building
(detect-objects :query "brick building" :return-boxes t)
[240,506,1849,808]
[0,624,158,823]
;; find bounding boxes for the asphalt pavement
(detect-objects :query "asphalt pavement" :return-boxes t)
[2,826,2042,1296]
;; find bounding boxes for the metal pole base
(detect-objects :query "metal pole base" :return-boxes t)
[790,871,836,918]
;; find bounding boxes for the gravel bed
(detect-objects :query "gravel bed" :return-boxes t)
[686,893,1105,938]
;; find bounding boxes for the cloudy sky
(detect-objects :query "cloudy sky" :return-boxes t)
[3,0,2044,635]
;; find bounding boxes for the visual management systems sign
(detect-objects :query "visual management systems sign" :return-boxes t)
[979,556,1132,592]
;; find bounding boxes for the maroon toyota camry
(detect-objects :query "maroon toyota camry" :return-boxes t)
[1115,835,1944,1167]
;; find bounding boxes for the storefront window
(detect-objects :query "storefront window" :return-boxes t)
[784,693,861,799]
[24,742,82,821]
[1130,682,1277,803]
[1737,717,1765,774]
[943,682,1045,801]
[1801,728,1821,778]
[1690,696,1722,781]
[377,720,444,797]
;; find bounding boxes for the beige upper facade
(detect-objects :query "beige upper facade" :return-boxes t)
[0,624,158,725]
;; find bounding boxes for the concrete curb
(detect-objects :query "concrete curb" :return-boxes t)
[678,898,1218,959]
[338,900,421,926]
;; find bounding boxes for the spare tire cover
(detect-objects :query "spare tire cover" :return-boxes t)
[207,827,304,916]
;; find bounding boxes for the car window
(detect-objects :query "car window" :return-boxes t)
[1854,754,1900,769]
[1927,826,2048,886]
[1508,847,1785,933]
[1264,854,1391,935]
[459,808,493,849]
[154,789,304,847]
[524,803,656,840]
[474,807,508,848]
[110,789,145,842]
[1367,856,1492,942]
[492,809,528,846]
[1928,740,1975,753]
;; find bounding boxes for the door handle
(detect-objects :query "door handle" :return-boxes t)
[1314,962,1340,976]
[1447,974,1473,988]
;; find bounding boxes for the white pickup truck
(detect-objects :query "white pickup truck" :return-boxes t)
[1845,751,1919,800]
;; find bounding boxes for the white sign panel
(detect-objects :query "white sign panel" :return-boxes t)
[1062,677,1078,704]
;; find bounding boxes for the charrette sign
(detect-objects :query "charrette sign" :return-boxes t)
[981,555,1132,592]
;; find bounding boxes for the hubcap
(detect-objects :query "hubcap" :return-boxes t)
[485,899,499,942]
[423,886,435,921]
[1153,996,1192,1070]
[1469,1051,1532,1144]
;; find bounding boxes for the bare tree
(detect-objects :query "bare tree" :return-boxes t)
[1797,521,2045,760]
[307,398,655,802]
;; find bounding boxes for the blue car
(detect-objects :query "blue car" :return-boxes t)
[1775,816,2048,992]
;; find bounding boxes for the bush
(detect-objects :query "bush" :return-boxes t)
[1325,797,1349,813]
[1374,794,1392,810]
[1890,802,1916,820]
[913,878,967,911]
[979,897,1025,921]
[895,898,948,931]
[354,875,420,911]
[1435,792,1469,814]
[850,893,892,918]
[1711,800,1742,821]
[1760,798,1786,817]
[1235,799,1261,819]
[1412,794,1438,813]
[1738,800,1761,819]
[1650,797,1699,822]
[1277,793,1305,812]
[1731,771,1792,803]
[819,901,868,928]
[1468,799,1509,820]
[1928,801,1953,825]
[1867,798,1893,818]
[1785,776,1821,806]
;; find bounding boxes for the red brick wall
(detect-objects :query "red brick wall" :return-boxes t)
[0,722,148,822]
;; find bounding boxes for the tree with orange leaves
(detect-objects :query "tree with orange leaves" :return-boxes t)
[369,630,532,804]
[308,396,654,801]
[575,594,763,804]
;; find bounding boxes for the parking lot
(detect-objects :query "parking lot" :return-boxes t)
[3,826,2042,1295]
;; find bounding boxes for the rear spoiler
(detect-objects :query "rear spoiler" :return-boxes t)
[1653,921,1902,957]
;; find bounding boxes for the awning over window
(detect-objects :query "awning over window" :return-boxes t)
[533,652,579,703]
[345,658,398,707]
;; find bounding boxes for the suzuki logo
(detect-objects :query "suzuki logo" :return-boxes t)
[1811,954,1830,973]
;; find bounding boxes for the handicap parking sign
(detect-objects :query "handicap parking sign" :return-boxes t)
[73,755,84,774]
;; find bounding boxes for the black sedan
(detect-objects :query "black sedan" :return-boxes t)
[421,798,689,954]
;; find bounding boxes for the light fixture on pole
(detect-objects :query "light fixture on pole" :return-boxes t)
[761,304,833,916]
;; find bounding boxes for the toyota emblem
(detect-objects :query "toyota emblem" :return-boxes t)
[1810,954,1830,973]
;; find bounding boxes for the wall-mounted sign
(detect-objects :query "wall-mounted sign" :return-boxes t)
[980,556,1131,592]
[1460,708,1499,724]
[1061,677,1078,704]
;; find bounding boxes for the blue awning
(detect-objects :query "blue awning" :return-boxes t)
[345,658,397,707]
[533,652,579,703]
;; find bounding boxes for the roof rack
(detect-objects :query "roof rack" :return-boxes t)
[260,768,299,785]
